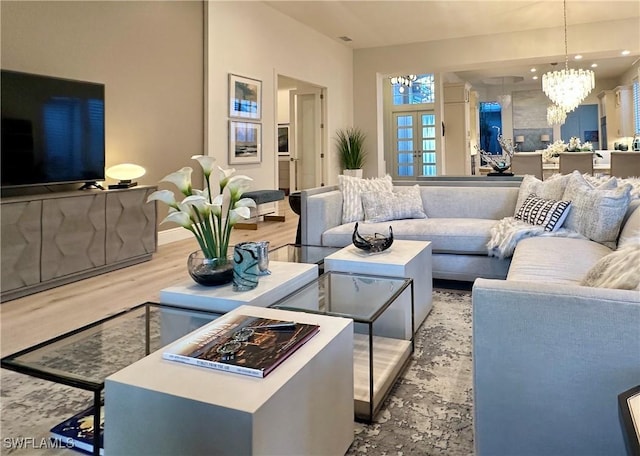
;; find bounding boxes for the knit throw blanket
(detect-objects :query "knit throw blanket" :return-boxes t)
[487,217,585,259]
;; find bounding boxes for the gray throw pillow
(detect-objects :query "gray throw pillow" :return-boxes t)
[338,174,393,224]
[562,173,631,248]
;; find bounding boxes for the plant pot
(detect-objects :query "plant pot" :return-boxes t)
[343,169,363,178]
[187,251,233,286]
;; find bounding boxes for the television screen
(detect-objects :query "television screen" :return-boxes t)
[1,70,105,188]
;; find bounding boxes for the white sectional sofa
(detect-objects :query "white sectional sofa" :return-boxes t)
[300,173,640,456]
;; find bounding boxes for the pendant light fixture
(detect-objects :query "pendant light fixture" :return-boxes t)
[390,74,417,93]
[496,77,511,109]
[547,104,567,126]
[542,0,595,113]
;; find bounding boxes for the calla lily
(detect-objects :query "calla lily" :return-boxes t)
[161,167,193,196]
[234,197,257,209]
[182,195,210,217]
[227,175,253,201]
[146,189,178,209]
[191,155,216,177]
[160,211,193,229]
[228,206,251,225]
[210,194,224,217]
[218,166,236,191]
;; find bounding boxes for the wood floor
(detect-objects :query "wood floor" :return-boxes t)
[0,199,299,357]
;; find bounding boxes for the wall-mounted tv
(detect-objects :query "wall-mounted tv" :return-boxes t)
[1,70,105,189]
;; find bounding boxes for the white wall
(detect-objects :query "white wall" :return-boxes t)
[354,17,639,177]
[207,2,353,189]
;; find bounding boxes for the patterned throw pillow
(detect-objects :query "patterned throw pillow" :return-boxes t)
[338,174,393,224]
[361,185,427,223]
[514,194,572,232]
[561,172,631,248]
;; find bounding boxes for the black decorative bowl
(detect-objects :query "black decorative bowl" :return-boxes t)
[352,222,393,253]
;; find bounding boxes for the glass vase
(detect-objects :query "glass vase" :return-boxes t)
[187,251,233,286]
[233,242,260,291]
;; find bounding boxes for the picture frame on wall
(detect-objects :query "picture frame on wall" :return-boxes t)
[229,121,261,164]
[278,124,289,156]
[229,74,261,120]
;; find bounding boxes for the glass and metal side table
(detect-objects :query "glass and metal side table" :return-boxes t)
[1,302,221,456]
[271,271,414,422]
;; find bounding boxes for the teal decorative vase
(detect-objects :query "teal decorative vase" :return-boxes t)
[187,251,233,286]
[233,242,260,291]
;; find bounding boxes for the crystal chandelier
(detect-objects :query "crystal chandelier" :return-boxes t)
[542,0,595,113]
[390,74,417,93]
[547,104,567,126]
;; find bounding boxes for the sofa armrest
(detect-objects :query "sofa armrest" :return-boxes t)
[300,186,342,245]
[472,278,640,456]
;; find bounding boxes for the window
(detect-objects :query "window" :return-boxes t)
[392,74,435,105]
[633,78,640,134]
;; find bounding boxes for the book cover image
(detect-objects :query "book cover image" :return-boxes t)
[50,404,104,455]
[163,314,319,378]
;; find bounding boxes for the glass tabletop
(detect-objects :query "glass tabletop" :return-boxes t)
[1,302,221,391]
[268,244,342,266]
[271,271,411,323]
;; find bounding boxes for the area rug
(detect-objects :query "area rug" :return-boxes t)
[0,289,473,455]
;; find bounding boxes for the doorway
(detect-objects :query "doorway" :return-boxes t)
[276,76,326,193]
[479,102,502,155]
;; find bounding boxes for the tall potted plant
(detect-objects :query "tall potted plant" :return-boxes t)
[336,127,367,177]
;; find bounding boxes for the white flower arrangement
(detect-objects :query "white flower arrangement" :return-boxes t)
[147,155,256,260]
[543,137,598,162]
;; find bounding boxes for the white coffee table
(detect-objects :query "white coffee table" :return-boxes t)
[324,240,432,331]
[159,261,318,313]
[105,305,354,456]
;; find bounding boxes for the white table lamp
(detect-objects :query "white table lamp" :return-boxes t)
[106,163,146,189]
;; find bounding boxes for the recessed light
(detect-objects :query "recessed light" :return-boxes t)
[622,50,630,55]
[532,76,539,80]
[574,55,583,60]
[530,68,537,72]
[591,63,598,68]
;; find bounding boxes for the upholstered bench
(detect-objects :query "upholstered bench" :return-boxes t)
[236,189,286,230]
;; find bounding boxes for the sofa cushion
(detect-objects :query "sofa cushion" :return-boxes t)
[322,218,496,254]
[514,173,572,215]
[507,237,612,285]
[582,238,640,290]
[338,174,393,224]
[618,201,640,248]
[562,173,631,248]
[361,185,426,223]
[514,194,571,232]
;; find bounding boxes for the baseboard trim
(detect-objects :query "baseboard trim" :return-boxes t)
[158,227,193,246]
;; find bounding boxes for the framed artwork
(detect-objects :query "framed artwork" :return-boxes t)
[229,121,261,164]
[278,124,289,155]
[229,74,261,120]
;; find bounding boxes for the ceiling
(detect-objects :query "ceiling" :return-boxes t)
[266,0,640,88]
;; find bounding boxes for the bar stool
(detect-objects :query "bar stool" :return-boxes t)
[511,152,543,180]
[610,151,640,178]
[559,152,594,175]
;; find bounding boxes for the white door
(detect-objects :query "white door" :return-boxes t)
[290,88,324,191]
[392,111,437,178]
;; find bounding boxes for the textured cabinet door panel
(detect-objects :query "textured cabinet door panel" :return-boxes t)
[106,187,157,264]
[1,201,42,291]
[41,194,106,281]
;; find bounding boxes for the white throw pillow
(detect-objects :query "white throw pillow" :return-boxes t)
[361,185,426,223]
[338,174,393,224]
[514,172,573,215]
[562,172,631,248]
[582,238,640,290]
[514,194,572,232]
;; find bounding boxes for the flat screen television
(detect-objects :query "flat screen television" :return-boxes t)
[1,70,105,189]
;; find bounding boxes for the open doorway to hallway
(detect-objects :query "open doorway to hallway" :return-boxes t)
[276,75,327,193]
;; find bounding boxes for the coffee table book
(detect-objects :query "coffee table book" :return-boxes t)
[162,313,319,378]
[50,404,104,456]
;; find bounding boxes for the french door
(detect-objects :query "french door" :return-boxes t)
[392,111,437,178]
